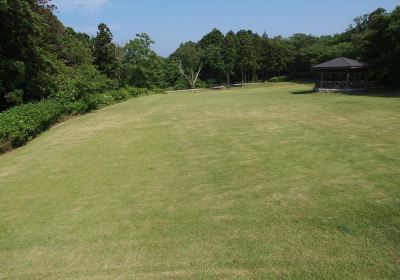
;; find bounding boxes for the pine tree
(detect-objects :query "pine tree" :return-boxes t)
[223,31,237,86]
[93,23,118,79]
[198,28,225,83]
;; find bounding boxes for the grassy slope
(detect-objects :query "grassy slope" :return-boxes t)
[0,83,399,279]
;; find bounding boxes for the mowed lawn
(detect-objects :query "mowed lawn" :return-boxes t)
[0,83,399,279]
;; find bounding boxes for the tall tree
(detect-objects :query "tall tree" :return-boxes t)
[121,33,165,88]
[58,27,92,66]
[0,0,58,107]
[198,28,225,83]
[263,36,294,77]
[170,41,202,89]
[93,23,118,79]
[349,7,400,84]
[235,30,259,83]
[223,31,237,86]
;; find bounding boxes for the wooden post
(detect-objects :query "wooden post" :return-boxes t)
[346,71,350,88]
[320,72,323,88]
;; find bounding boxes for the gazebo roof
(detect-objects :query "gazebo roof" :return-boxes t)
[312,57,369,70]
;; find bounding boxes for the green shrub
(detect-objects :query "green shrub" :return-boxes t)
[125,87,150,97]
[93,94,115,108]
[195,80,207,89]
[204,79,217,88]
[5,89,24,105]
[53,65,116,101]
[108,89,129,102]
[172,78,190,90]
[0,100,66,151]
[64,100,88,115]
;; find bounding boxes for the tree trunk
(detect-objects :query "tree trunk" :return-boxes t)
[178,60,202,91]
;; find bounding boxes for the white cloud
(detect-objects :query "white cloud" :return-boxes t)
[54,0,108,12]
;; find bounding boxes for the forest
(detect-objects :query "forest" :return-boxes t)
[0,0,399,151]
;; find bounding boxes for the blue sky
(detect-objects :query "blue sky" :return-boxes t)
[53,0,399,57]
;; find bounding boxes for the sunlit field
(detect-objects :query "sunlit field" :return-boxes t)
[1,83,399,279]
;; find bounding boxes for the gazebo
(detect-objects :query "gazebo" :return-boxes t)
[311,57,369,92]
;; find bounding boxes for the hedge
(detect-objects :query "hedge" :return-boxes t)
[0,87,152,153]
[0,100,66,152]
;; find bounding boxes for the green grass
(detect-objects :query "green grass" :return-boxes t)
[1,82,399,279]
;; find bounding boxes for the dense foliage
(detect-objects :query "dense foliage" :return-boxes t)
[0,1,399,151]
[0,99,65,151]
[0,87,150,152]
[170,7,400,86]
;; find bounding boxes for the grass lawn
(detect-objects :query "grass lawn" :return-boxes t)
[0,82,399,279]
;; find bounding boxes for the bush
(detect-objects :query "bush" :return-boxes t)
[204,79,217,88]
[194,80,206,89]
[65,100,88,115]
[0,100,66,152]
[268,76,290,82]
[125,87,150,97]
[53,65,116,101]
[5,89,24,105]
[172,78,190,90]
[0,86,156,153]
[108,89,129,102]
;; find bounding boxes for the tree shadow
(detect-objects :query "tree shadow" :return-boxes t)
[343,88,400,98]
[291,90,314,95]
[290,87,400,98]
[291,79,315,85]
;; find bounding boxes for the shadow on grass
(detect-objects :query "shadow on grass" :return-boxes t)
[343,88,400,98]
[291,79,315,85]
[291,90,314,95]
[290,87,400,98]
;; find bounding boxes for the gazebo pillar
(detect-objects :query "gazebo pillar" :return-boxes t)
[346,71,350,88]
[320,72,323,87]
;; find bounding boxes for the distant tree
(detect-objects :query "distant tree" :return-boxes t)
[251,31,265,82]
[163,58,185,89]
[58,28,92,66]
[263,36,294,77]
[124,33,154,64]
[198,28,225,84]
[121,33,165,88]
[170,41,202,89]
[349,7,400,84]
[235,30,259,83]
[93,23,118,78]
[223,31,237,86]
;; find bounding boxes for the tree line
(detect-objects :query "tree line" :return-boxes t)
[1,1,399,111]
[172,7,400,88]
